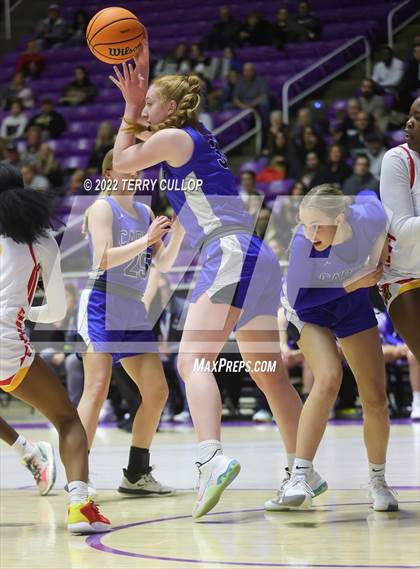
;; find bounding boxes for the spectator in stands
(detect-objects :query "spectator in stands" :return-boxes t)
[67,9,90,46]
[0,100,28,140]
[34,142,63,188]
[290,107,322,144]
[21,126,42,165]
[238,170,260,198]
[256,155,288,183]
[358,78,387,131]
[87,121,115,174]
[188,44,212,80]
[394,42,420,115]
[59,66,97,106]
[219,69,240,110]
[266,131,290,163]
[239,11,271,47]
[311,143,352,188]
[291,124,325,175]
[21,163,50,192]
[200,6,241,50]
[5,72,35,109]
[337,98,362,139]
[16,40,45,79]
[26,97,67,139]
[345,111,373,156]
[212,46,242,80]
[270,8,302,49]
[66,168,87,195]
[153,43,190,76]
[295,0,322,41]
[342,154,379,196]
[372,46,404,91]
[233,62,270,134]
[300,151,323,189]
[36,4,68,50]
[1,142,23,169]
[263,110,288,154]
[364,132,387,180]
[255,207,272,238]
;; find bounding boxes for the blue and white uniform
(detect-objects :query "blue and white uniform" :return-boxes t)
[283,192,388,339]
[162,124,281,329]
[77,196,156,365]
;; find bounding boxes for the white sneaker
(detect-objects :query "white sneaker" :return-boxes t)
[22,441,56,496]
[368,478,398,511]
[265,468,328,510]
[118,467,175,496]
[193,452,241,520]
[173,410,191,423]
[281,472,318,508]
[252,409,273,423]
[410,405,420,421]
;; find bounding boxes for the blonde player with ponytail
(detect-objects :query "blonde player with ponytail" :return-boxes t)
[109,44,314,520]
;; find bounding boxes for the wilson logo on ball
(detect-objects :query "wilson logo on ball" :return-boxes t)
[109,46,139,56]
[86,6,145,64]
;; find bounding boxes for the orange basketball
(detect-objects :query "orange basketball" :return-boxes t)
[86,7,145,65]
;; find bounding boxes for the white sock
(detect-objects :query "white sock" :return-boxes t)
[369,462,386,481]
[412,391,420,407]
[197,440,222,465]
[12,435,35,458]
[287,452,296,471]
[293,458,313,477]
[68,481,89,504]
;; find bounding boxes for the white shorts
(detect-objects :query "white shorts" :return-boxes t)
[379,279,420,310]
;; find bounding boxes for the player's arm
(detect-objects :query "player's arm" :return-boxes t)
[28,233,66,323]
[89,200,171,270]
[380,149,420,245]
[113,126,193,173]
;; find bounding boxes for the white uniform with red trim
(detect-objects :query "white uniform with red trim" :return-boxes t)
[379,144,420,307]
[0,232,66,389]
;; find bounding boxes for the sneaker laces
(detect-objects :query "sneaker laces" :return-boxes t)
[88,500,109,523]
[368,478,398,498]
[24,456,42,482]
[288,475,315,497]
[275,468,291,499]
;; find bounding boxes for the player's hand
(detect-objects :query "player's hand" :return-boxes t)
[109,27,149,107]
[147,215,171,245]
[344,264,384,293]
[170,213,185,236]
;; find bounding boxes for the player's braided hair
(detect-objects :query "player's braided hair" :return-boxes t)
[123,74,201,135]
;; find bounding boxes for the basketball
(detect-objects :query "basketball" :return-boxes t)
[86,7,145,65]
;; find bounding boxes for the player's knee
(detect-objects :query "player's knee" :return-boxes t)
[143,381,169,407]
[314,369,342,401]
[361,392,388,414]
[177,354,204,381]
[82,376,109,405]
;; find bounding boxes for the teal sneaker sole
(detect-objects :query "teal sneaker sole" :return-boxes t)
[193,460,241,520]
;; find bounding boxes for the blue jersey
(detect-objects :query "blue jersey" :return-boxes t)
[162,124,254,248]
[88,196,153,294]
[287,192,388,316]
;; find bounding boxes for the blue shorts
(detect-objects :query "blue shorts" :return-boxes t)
[284,288,378,340]
[77,289,157,366]
[191,233,282,330]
